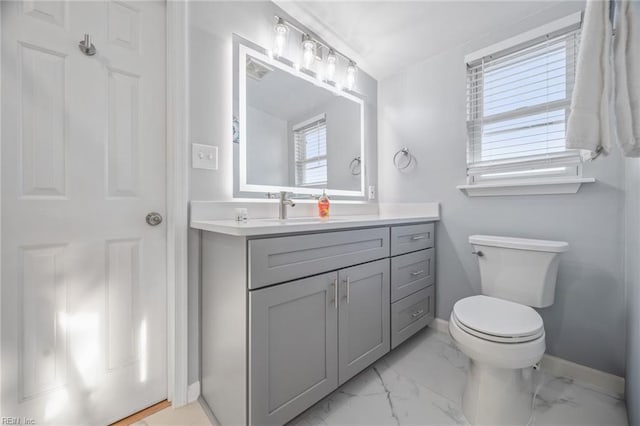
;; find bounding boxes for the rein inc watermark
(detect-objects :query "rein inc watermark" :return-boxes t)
[1,418,36,425]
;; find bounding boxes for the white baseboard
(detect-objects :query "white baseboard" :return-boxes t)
[540,353,625,397]
[431,318,625,397]
[187,381,201,403]
[198,396,221,426]
[432,317,450,334]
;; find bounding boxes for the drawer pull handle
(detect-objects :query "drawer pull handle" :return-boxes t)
[410,235,427,241]
[411,309,424,318]
[332,279,338,309]
[345,277,351,304]
[410,270,425,276]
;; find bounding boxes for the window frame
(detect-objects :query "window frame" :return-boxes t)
[464,12,584,186]
[293,113,328,187]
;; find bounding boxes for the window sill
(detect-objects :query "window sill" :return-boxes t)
[457,177,596,197]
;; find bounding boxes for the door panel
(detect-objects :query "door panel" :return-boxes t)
[1,1,167,424]
[250,272,339,426]
[338,259,390,385]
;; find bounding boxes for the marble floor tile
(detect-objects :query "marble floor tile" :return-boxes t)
[147,328,627,426]
[533,374,628,426]
[378,328,469,404]
[289,327,628,426]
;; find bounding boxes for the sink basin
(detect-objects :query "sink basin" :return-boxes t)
[259,217,350,224]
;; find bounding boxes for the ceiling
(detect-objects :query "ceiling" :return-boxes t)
[275,1,585,80]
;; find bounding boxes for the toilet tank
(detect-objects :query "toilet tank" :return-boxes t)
[469,235,569,308]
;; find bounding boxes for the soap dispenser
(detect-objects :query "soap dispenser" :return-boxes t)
[318,189,330,219]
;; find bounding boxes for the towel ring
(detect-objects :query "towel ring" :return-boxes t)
[349,156,361,175]
[591,145,604,160]
[393,147,413,170]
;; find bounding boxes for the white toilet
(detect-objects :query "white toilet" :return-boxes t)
[449,235,569,426]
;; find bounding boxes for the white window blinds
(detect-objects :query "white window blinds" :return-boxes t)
[294,114,327,186]
[466,25,582,183]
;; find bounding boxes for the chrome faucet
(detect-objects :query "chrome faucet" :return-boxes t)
[267,191,296,220]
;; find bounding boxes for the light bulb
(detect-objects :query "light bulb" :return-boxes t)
[273,18,288,57]
[346,61,357,91]
[302,34,315,69]
[326,49,337,82]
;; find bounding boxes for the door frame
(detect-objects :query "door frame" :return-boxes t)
[0,1,3,418]
[166,0,190,408]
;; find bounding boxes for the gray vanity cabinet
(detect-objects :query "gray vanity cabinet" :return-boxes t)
[338,259,390,385]
[200,221,436,426]
[249,272,339,426]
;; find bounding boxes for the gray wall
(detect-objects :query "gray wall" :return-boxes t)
[626,157,639,422]
[247,106,289,187]
[378,2,627,376]
[187,0,378,386]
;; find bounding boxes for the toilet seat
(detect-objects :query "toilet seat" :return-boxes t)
[452,295,544,343]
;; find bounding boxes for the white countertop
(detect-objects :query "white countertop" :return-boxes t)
[190,214,440,237]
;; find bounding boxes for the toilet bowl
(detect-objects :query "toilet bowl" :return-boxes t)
[449,295,546,425]
[449,235,568,425]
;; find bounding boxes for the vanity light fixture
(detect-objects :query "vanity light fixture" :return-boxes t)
[346,60,357,91]
[301,34,315,69]
[273,18,289,57]
[326,49,337,82]
[273,15,359,91]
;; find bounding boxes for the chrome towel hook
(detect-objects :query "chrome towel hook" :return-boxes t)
[79,34,96,56]
[393,147,413,170]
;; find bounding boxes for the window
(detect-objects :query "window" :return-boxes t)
[294,114,327,186]
[466,19,582,184]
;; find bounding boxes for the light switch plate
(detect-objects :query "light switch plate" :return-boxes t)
[368,185,376,200]
[192,143,218,170]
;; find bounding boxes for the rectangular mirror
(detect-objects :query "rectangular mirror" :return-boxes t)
[235,42,365,198]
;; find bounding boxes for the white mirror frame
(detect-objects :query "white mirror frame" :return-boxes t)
[238,44,366,198]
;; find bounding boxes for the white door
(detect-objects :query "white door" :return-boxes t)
[1,1,167,424]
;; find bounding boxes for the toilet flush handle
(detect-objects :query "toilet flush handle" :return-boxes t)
[472,250,484,257]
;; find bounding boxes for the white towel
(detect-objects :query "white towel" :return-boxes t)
[566,0,615,160]
[614,0,640,157]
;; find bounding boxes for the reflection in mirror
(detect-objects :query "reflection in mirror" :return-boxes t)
[237,43,365,197]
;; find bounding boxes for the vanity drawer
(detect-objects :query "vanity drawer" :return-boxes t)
[248,227,390,289]
[391,223,434,256]
[391,248,435,302]
[391,286,434,349]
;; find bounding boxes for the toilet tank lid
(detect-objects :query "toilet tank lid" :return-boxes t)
[469,235,569,252]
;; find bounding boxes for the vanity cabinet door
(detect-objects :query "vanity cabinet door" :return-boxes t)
[337,258,391,385]
[249,272,339,426]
